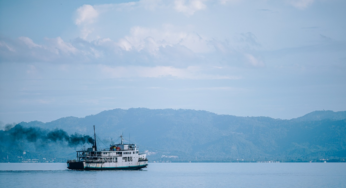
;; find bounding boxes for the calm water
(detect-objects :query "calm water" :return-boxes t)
[0,163,345,188]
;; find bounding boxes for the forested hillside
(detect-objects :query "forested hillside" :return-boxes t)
[1,109,345,162]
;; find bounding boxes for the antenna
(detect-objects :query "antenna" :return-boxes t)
[110,138,114,146]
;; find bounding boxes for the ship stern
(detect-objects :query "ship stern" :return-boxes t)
[67,160,84,170]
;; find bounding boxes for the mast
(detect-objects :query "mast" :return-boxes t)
[120,134,123,145]
[93,125,97,151]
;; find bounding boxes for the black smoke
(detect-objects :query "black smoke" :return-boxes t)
[6,124,94,146]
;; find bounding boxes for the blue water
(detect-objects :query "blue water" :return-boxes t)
[0,163,345,188]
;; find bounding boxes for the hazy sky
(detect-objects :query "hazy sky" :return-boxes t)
[0,0,345,123]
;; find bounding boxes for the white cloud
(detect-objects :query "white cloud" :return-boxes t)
[117,25,212,54]
[100,65,238,80]
[0,32,263,69]
[0,37,84,62]
[75,5,99,39]
[0,41,15,52]
[245,54,265,67]
[80,27,95,40]
[118,39,133,51]
[288,0,315,9]
[46,37,78,55]
[101,65,194,78]
[174,0,207,15]
[75,5,99,25]
[219,0,241,5]
[0,32,243,68]
[18,37,41,48]
[76,0,206,17]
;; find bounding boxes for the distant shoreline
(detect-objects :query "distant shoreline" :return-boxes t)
[1,161,346,164]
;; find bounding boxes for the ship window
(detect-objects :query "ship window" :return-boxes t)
[123,157,128,162]
[116,152,122,155]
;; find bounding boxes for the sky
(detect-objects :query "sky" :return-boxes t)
[0,0,345,124]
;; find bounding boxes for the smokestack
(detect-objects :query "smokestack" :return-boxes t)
[93,125,97,151]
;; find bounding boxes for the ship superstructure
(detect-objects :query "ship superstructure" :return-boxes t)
[67,126,148,170]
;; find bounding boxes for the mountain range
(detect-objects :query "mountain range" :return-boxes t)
[1,108,346,162]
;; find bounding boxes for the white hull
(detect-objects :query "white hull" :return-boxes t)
[84,161,148,170]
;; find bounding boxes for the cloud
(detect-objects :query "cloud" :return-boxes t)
[0,31,260,68]
[288,0,315,9]
[75,5,99,25]
[0,23,267,68]
[18,37,41,48]
[245,54,265,67]
[46,37,78,55]
[75,5,99,39]
[0,37,82,62]
[219,0,241,5]
[0,41,15,52]
[174,0,207,15]
[101,65,239,80]
[0,35,197,65]
[82,0,206,18]
[102,65,196,78]
[117,25,213,54]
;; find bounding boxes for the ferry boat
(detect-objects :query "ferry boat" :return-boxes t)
[67,126,148,170]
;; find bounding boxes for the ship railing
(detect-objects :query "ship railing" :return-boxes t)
[138,158,148,162]
[82,154,102,157]
[82,155,120,159]
[78,154,123,160]
[83,159,115,163]
[83,156,118,160]
[77,153,102,157]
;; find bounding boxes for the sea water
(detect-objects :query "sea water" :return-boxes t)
[0,163,345,188]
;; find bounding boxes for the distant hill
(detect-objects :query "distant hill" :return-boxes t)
[293,110,346,122]
[1,108,346,162]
